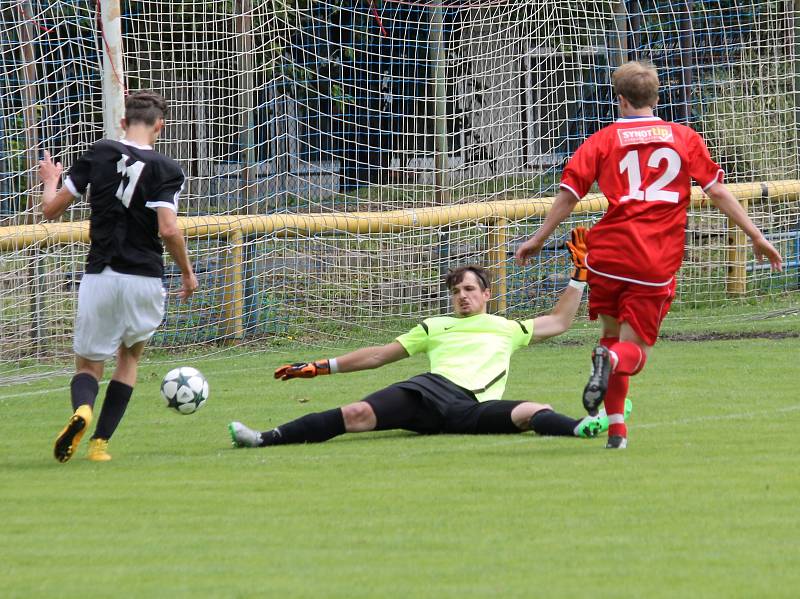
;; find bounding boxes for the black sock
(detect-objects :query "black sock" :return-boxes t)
[70,373,99,411]
[260,408,346,446]
[529,409,581,437]
[91,380,133,440]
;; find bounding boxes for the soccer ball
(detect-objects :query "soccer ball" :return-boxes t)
[160,367,209,414]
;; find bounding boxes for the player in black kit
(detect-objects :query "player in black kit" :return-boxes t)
[39,90,198,462]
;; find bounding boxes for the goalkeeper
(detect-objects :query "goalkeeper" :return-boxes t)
[229,228,628,447]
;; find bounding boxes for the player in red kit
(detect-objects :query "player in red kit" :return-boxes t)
[515,61,783,449]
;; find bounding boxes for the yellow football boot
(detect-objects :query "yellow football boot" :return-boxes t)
[87,438,112,462]
[53,404,93,463]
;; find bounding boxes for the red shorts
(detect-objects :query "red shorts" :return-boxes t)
[587,272,676,346]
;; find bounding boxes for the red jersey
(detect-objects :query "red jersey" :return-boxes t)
[560,116,723,285]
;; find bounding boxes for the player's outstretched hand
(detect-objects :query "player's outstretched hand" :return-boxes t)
[566,226,589,282]
[274,360,331,380]
[38,150,63,184]
[752,235,783,272]
[514,237,545,266]
[178,272,199,300]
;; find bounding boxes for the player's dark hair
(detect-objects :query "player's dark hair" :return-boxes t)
[124,90,168,126]
[612,61,659,108]
[445,265,490,291]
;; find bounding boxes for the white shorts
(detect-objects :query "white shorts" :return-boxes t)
[73,267,166,361]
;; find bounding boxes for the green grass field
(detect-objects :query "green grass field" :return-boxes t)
[2,334,799,598]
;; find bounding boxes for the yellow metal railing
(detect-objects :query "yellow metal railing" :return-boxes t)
[2,180,798,339]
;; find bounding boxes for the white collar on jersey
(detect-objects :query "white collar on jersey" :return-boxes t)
[120,138,153,150]
[615,116,663,123]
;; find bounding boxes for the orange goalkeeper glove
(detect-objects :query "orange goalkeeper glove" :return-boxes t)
[274,360,331,381]
[566,227,589,282]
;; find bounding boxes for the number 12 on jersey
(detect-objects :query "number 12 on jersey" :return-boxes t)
[619,148,681,203]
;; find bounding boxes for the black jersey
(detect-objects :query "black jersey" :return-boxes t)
[65,139,185,278]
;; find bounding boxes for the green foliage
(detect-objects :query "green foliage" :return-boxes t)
[697,60,798,182]
[3,111,37,202]
[2,336,800,597]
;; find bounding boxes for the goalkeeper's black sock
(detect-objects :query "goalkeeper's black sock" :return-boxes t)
[260,408,346,445]
[70,372,99,411]
[529,409,581,437]
[92,380,133,440]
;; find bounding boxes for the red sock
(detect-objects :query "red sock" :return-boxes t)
[600,336,619,350]
[598,337,627,437]
[605,373,628,438]
[609,341,647,375]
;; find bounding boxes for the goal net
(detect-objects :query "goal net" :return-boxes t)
[1,0,799,383]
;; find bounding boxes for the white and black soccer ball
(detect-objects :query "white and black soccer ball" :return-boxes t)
[160,367,209,415]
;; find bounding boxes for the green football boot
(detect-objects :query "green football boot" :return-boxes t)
[228,421,263,448]
[575,416,603,438]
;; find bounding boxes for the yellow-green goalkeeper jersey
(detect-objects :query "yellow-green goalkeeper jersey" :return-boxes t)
[395,313,535,401]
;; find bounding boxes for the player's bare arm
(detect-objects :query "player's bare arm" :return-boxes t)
[530,226,588,341]
[274,341,409,380]
[515,188,579,265]
[39,150,76,220]
[705,182,783,271]
[530,284,584,341]
[157,207,199,299]
[331,341,409,372]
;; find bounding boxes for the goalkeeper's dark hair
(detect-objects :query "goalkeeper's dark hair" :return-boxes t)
[445,265,490,292]
[124,90,168,126]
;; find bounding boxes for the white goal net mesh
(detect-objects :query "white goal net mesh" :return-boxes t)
[1,0,799,383]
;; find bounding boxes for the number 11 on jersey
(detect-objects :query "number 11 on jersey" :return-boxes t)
[115,154,145,208]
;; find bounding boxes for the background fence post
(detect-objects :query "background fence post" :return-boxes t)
[488,218,508,315]
[223,228,245,342]
[18,1,43,347]
[236,0,259,336]
[726,198,749,296]
[430,3,449,205]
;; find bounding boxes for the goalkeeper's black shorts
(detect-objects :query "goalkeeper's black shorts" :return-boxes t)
[362,372,524,435]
